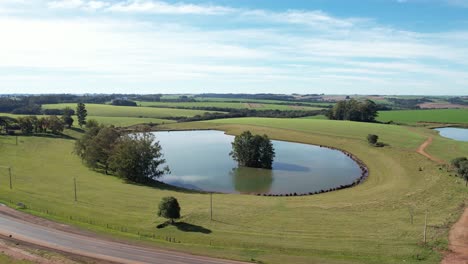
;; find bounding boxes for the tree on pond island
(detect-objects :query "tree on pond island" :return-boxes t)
[158,196,181,224]
[230,131,275,169]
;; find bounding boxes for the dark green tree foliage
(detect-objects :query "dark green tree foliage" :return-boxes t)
[0,116,17,134]
[47,116,65,134]
[451,157,468,186]
[230,131,275,169]
[109,133,169,183]
[62,107,74,128]
[367,134,379,145]
[75,125,119,174]
[326,99,378,122]
[76,103,87,128]
[157,196,181,223]
[17,116,35,134]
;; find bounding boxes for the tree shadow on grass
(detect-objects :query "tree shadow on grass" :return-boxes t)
[156,221,211,234]
[124,179,206,194]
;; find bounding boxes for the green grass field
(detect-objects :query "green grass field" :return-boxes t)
[137,101,323,111]
[42,103,219,119]
[377,109,468,124]
[1,117,467,264]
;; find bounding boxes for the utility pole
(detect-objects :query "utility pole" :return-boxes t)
[8,167,12,190]
[74,178,77,202]
[423,210,428,244]
[210,193,213,221]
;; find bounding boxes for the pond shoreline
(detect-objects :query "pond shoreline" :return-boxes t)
[154,128,369,197]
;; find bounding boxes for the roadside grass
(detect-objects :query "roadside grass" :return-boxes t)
[377,109,468,124]
[0,254,33,264]
[42,103,220,119]
[0,118,466,264]
[137,101,323,111]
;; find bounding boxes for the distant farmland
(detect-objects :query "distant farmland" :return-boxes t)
[377,109,468,124]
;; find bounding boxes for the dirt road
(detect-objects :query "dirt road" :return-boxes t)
[442,208,468,264]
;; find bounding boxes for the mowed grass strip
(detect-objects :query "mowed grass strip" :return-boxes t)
[137,101,323,111]
[0,118,466,264]
[377,109,468,124]
[42,103,220,119]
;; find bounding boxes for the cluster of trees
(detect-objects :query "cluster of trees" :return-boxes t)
[17,115,66,134]
[3,103,88,135]
[110,99,138,106]
[230,131,275,169]
[386,97,431,109]
[448,97,468,106]
[176,109,326,122]
[74,123,169,183]
[451,157,468,186]
[326,99,378,122]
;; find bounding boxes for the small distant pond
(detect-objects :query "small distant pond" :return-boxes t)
[155,130,363,195]
[434,127,468,142]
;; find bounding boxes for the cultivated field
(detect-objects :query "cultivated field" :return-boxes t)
[377,109,468,124]
[0,117,466,264]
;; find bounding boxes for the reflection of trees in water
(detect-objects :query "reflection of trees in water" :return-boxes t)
[231,167,273,194]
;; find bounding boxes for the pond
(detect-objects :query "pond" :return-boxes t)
[155,130,364,195]
[434,127,468,142]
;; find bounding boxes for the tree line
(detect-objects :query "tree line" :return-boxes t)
[326,99,378,122]
[74,122,169,183]
[0,103,87,135]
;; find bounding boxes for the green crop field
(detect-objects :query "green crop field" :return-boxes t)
[42,103,220,119]
[1,117,466,264]
[137,101,323,111]
[377,109,468,124]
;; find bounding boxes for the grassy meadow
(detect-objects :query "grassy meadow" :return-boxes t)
[0,117,467,264]
[377,109,468,124]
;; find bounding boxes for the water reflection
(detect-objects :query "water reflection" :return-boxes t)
[231,167,273,193]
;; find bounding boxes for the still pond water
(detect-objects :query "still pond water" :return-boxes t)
[155,130,362,194]
[434,127,468,142]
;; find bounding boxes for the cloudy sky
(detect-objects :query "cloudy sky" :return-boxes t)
[1,0,468,95]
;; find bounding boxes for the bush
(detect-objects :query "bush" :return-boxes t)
[367,134,378,145]
[158,196,181,224]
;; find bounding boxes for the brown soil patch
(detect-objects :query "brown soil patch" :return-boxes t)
[442,208,468,264]
[416,137,444,164]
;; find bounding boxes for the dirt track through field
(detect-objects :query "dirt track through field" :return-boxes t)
[414,137,468,264]
[416,137,444,164]
[442,208,468,264]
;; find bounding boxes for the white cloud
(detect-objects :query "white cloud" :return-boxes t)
[1,1,468,94]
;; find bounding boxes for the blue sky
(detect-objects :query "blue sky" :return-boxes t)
[1,0,467,95]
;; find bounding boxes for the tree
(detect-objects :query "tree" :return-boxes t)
[62,107,74,128]
[157,196,180,224]
[367,134,379,145]
[17,116,34,134]
[76,103,87,128]
[109,132,170,183]
[451,157,468,186]
[47,116,65,134]
[0,116,17,134]
[230,131,275,169]
[327,99,378,122]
